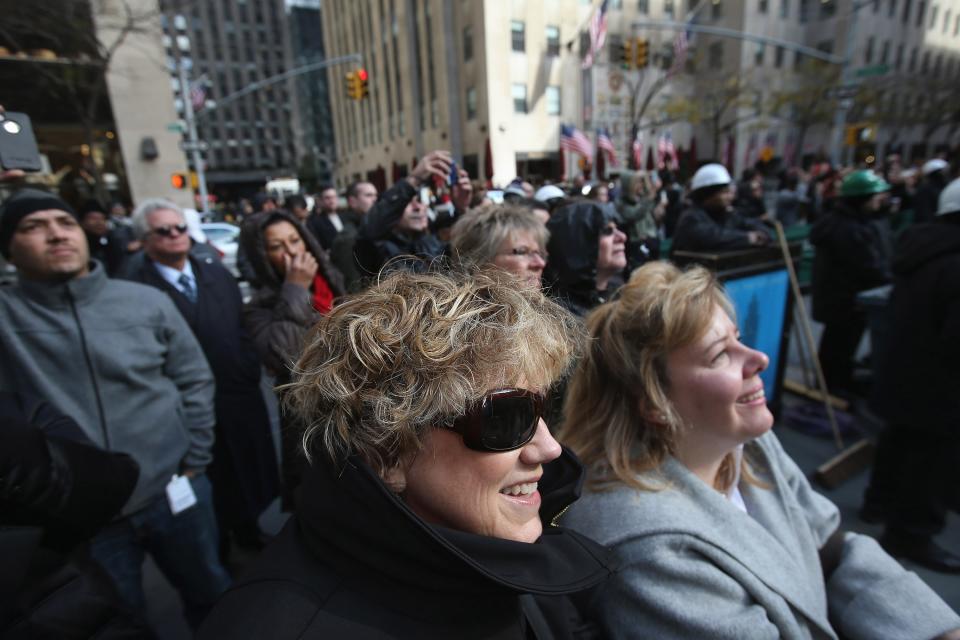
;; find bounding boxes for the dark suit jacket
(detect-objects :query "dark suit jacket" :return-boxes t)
[306,212,340,251]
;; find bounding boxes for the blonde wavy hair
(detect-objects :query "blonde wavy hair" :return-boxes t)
[559,261,757,493]
[449,205,548,271]
[284,270,584,476]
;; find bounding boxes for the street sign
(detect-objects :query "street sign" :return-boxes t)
[826,84,859,100]
[180,140,209,152]
[854,63,889,78]
[166,122,185,133]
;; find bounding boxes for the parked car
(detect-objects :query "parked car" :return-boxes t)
[200,222,240,277]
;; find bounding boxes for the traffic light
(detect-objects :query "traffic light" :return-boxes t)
[620,39,635,69]
[357,68,369,99]
[171,173,187,189]
[345,71,357,100]
[635,38,649,68]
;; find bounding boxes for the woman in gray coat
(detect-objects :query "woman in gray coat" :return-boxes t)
[558,261,960,640]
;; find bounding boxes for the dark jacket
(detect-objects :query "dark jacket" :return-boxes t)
[671,204,768,254]
[306,211,340,251]
[329,209,364,292]
[871,218,960,431]
[85,230,128,277]
[809,202,892,324]
[543,202,623,318]
[198,448,615,639]
[240,210,346,377]
[1,391,148,638]
[120,253,278,527]
[355,180,446,282]
[913,173,947,224]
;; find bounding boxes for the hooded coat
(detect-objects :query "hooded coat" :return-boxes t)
[543,202,622,317]
[197,448,615,639]
[871,217,960,431]
[240,210,345,377]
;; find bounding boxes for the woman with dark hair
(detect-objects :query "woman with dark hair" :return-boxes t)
[558,261,959,640]
[240,210,345,508]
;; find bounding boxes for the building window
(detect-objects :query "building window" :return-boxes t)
[921,50,930,72]
[708,41,723,68]
[463,25,473,61]
[916,0,925,26]
[895,42,904,68]
[775,45,785,67]
[817,40,832,54]
[664,0,675,18]
[902,0,913,22]
[865,36,874,63]
[546,86,561,115]
[888,0,897,18]
[638,0,649,13]
[512,83,527,113]
[880,40,890,64]
[944,9,951,32]
[607,33,624,64]
[820,0,836,17]
[759,0,768,13]
[711,1,723,20]
[929,3,938,28]
[754,43,765,65]
[794,51,804,68]
[511,20,525,52]
[546,25,560,56]
[780,0,790,18]
[908,46,917,71]
[466,87,477,119]
[799,0,810,22]
[955,12,960,34]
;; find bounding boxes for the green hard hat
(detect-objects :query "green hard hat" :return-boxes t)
[840,170,891,197]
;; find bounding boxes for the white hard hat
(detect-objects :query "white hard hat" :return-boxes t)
[534,184,565,202]
[922,158,949,176]
[936,177,960,216]
[690,163,732,192]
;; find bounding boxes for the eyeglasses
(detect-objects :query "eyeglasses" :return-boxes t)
[447,388,548,452]
[500,247,548,261]
[150,223,188,237]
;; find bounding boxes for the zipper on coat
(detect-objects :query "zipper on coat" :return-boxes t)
[66,287,111,448]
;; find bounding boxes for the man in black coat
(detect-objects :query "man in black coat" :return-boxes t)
[862,177,960,573]
[122,198,278,556]
[305,185,343,251]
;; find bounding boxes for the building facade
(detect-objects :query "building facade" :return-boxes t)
[159,0,302,196]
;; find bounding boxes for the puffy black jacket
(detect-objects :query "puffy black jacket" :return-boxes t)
[671,205,768,254]
[809,202,891,324]
[1,391,148,638]
[871,217,960,431]
[197,448,615,639]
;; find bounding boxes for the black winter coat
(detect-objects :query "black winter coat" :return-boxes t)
[871,218,960,432]
[120,253,279,527]
[809,202,892,324]
[671,204,769,254]
[355,180,446,282]
[543,202,623,318]
[1,391,148,638]
[197,448,615,639]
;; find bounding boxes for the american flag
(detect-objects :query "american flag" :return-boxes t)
[581,0,609,70]
[189,78,208,111]
[744,133,758,168]
[666,8,695,78]
[657,132,679,170]
[561,124,594,158]
[631,131,644,170]
[597,128,618,166]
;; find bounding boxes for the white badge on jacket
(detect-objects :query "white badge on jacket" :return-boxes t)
[165,474,198,515]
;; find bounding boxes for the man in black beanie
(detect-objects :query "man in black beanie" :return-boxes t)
[0,187,230,630]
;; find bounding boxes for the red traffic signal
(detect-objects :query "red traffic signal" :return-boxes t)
[171,173,188,189]
[357,68,368,82]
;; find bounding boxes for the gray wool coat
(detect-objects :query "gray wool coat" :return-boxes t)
[562,432,960,640]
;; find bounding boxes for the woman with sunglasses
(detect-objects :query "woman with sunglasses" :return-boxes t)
[240,209,345,509]
[449,205,549,288]
[558,261,960,640]
[542,201,628,317]
[198,270,615,639]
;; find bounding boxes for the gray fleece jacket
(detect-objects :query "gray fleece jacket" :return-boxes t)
[0,261,215,515]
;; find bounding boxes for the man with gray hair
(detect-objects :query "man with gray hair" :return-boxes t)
[124,199,278,558]
[0,189,230,629]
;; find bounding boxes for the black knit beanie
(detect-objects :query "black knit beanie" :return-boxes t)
[0,188,78,258]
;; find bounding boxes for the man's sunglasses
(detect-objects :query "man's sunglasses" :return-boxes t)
[447,388,548,452]
[150,223,188,237]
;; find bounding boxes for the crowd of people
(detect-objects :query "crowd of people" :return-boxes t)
[1,145,959,639]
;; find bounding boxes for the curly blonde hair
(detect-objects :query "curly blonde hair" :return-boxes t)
[559,261,756,493]
[284,270,584,476]
[449,205,548,271]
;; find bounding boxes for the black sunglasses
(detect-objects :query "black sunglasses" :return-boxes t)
[447,388,548,452]
[151,223,188,237]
